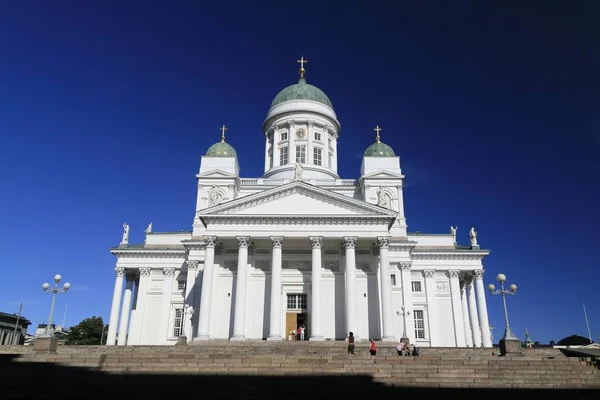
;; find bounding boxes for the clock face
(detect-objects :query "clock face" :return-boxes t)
[296,129,306,139]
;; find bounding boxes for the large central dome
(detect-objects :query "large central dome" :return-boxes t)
[270,77,333,109]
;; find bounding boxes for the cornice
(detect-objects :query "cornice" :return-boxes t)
[200,214,394,226]
[110,247,187,259]
[388,242,418,252]
[410,250,490,261]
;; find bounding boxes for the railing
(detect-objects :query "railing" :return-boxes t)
[240,178,356,186]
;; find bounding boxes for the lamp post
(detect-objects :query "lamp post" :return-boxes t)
[42,274,71,336]
[488,273,520,355]
[396,305,410,345]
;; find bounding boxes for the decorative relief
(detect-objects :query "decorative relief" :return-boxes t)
[309,236,323,249]
[400,262,412,271]
[207,186,224,207]
[423,270,436,279]
[377,237,390,249]
[324,260,340,271]
[307,120,315,127]
[436,281,450,292]
[254,260,270,270]
[448,270,460,279]
[343,237,357,249]
[163,267,175,277]
[139,267,151,277]
[270,236,284,248]
[288,120,296,128]
[282,260,311,270]
[186,260,200,270]
[371,245,380,256]
[473,269,485,280]
[203,236,218,248]
[149,279,163,291]
[237,236,251,248]
[222,260,238,271]
[356,261,370,271]
[115,267,125,277]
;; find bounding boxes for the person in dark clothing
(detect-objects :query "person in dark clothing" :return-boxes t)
[347,332,355,355]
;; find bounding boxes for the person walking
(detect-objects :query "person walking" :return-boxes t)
[347,332,355,355]
[369,339,377,356]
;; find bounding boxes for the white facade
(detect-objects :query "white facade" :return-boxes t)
[107,67,493,348]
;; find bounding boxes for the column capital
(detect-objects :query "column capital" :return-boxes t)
[448,270,461,279]
[139,267,151,277]
[186,260,200,270]
[400,261,412,271]
[307,120,315,127]
[237,236,251,248]
[423,269,436,279]
[163,267,176,277]
[309,236,323,249]
[270,236,284,248]
[343,236,357,249]
[203,235,218,248]
[115,267,125,277]
[377,236,391,249]
[473,269,484,280]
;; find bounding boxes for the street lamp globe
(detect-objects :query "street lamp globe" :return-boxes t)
[42,283,50,290]
[63,282,71,291]
[54,274,62,283]
[496,273,506,283]
[488,283,495,292]
[509,284,517,293]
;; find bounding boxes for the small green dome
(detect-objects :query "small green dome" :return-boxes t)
[364,141,396,157]
[270,77,333,109]
[205,141,237,157]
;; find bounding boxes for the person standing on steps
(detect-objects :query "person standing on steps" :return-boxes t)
[300,325,305,341]
[347,332,355,355]
[369,339,376,356]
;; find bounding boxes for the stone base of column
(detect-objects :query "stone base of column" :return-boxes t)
[33,336,57,353]
[499,338,523,356]
[176,336,188,345]
[309,335,324,341]
[193,335,210,341]
[381,335,397,342]
[230,335,246,341]
[267,335,282,341]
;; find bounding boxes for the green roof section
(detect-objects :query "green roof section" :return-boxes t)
[270,77,333,109]
[205,124,237,157]
[364,141,396,157]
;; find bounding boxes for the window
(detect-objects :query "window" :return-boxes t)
[295,145,306,163]
[314,131,321,141]
[173,308,183,336]
[279,147,288,165]
[313,147,322,166]
[287,294,307,310]
[280,131,288,141]
[414,310,425,339]
[177,280,186,291]
[412,281,422,292]
[390,274,396,286]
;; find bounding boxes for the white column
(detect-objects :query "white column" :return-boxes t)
[196,236,217,340]
[161,267,176,342]
[309,236,324,341]
[467,275,482,347]
[448,270,466,347]
[460,279,473,347]
[117,275,134,345]
[231,236,250,340]
[264,135,270,172]
[128,268,150,345]
[400,262,414,342]
[377,237,395,341]
[106,266,125,346]
[185,260,199,305]
[267,236,284,340]
[344,236,358,340]
[423,270,437,345]
[474,269,492,347]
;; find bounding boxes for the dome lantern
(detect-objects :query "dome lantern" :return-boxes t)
[205,125,237,157]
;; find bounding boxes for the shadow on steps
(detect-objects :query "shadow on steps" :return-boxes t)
[1,355,598,400]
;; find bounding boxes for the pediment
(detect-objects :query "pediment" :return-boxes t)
[197,170,238,179]
[361,170,404,180]
[199,181,397,217]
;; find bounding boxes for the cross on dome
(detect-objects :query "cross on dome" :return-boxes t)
[220,124,227,142]
[374,125,382,143]
[297,56,308,78]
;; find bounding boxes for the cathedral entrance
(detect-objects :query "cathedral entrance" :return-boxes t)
[286,293,308,340]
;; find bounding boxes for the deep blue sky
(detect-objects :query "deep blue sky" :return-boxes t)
[1,1,598,343]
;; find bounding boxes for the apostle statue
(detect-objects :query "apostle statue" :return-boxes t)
[121,223,130,245]
[469,227,478,247]
[376,186,390,208]
[208,186,223,206]
[293,163,304,180]
[145,222,153,234]
[450,226,457,244]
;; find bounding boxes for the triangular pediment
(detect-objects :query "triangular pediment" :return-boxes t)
[361,170,405,180]
[197,170,238,179]
[199,181,397,217]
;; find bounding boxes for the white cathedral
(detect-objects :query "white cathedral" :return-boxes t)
[107,59,493,348]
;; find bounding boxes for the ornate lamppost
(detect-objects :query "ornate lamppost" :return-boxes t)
[35,274,70,352]
[396,305,410,345]
[488,273,520,355]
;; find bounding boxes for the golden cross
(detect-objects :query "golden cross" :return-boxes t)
[374,125,382,142]
[220,124,227,142]
[297,56,308,77]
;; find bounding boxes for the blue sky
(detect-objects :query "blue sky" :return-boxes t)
[1,1,598,343]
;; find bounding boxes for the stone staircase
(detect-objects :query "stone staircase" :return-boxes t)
[1,342,599,399]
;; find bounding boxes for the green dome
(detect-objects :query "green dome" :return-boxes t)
[270,77,333,109]
[364,141,396,157]
[205,140,237,157]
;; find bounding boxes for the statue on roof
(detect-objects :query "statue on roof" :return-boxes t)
[469,227,478,247]
[293,163,304,180]
[145,222,153,234]
[450,226,457,244]
[376,186,390,208]
[121,223,129,245]
[208,186,223,207]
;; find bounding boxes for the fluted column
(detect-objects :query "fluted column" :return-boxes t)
[400,262,414,342]
[309,236,324,341]
[474,269,492,347]
[423,270,437,344]
[196,236,217,340]
[267,236,284,340]
[377,237,395,341]
[117,275,134,345]
[231,236,251,340]
[460,279,473,347]
[448,270,466,347]
[344,237,358,340]
[106,267,125,346]
[161,267,176,342]
[466,275,482,347]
